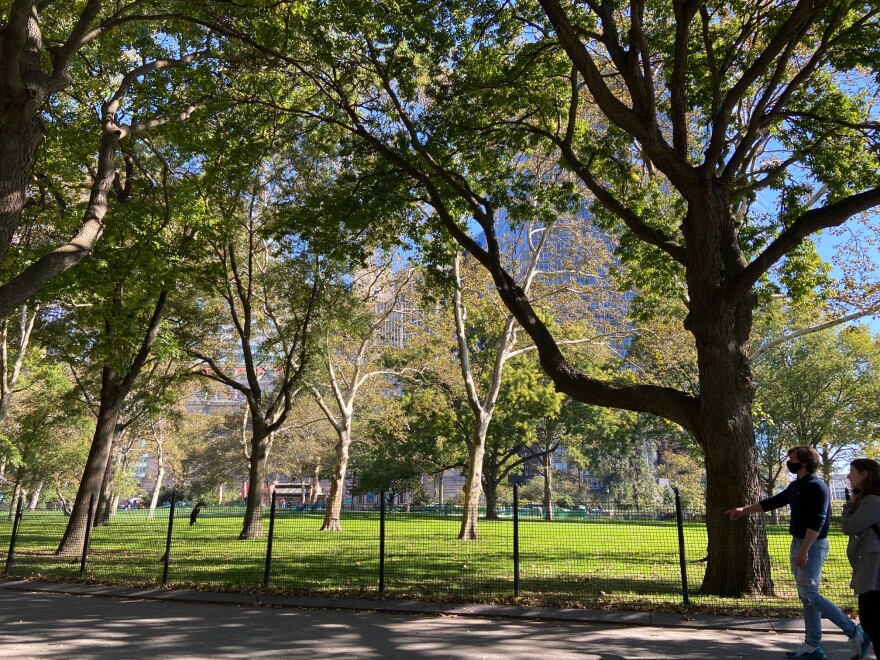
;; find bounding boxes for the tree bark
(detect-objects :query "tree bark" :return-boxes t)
[95,432,122,526]
[147,465,165,519]
[56,289,167,554]
[27,481,41,511]
[483,474,499,520]
[239,425,272,539]
[56,368,125,555]
[684,185,773,596]
[435,472,444,503]
[147,428,165,519]
[321,430,351,531]
[0,75,44,263]
[458,435,486,539]
[310,465,322,505]
[8,474,23,519]
[543,453,554,521]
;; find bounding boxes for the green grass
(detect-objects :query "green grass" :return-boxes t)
[0,507,857,616]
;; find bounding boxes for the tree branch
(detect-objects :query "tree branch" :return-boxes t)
[727,186,880,299]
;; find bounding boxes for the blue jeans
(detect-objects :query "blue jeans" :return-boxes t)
[790,537,856,646]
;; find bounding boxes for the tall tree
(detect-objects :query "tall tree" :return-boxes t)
[185,166,328,539]
[257,0,880,596]
[308,256,415,531]
[51,135,197,553]
[481,357,564,519]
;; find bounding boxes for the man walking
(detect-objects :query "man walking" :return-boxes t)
[725,445,870,660]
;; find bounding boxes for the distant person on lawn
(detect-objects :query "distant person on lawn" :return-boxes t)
[842,458,880,657]
[725,445,869,660]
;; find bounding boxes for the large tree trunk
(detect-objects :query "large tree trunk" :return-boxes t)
[321,430,351,531]
[239,427,272,539]
[820,446,832,484]
[686,186,773,596]
[458,435,486,539]
[0,97,43,263]
[56,369,125,555]
[543,453,554,521]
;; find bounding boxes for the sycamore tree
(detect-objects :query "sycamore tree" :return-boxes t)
[481,356,563,519]
[306,256,417,531]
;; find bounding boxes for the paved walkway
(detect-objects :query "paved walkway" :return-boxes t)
[0,579,866,659]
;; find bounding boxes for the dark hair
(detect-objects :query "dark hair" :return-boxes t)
[850,458,880,502]
[788,446,821,474]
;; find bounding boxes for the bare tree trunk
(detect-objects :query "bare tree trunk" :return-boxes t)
[543,453,554,521]
[458,436,486,539]
[483,477,498,520]
[687,189,773,597]
[321,431,351,531]
[28,481,42,511]
[0,305,38,427]
[57,287,168,553]
[0,98,43,264]
[147,428,166,519]
[8,475,23,519]
[820,445,832,484]
[55,486,72,516]
[218,483,224,505]
[147,465,165,519]
[310,465,322,505]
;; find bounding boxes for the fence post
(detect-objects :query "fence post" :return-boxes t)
[80,494,95,578]
[379,490,386,595]
[263,489,277,586]
[672,486,690,606]
[513,483,520,597]
[3,496,24,576]
[162,491,177,584]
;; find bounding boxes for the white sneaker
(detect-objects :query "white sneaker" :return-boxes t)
[785,643,826,659]
[849,625,871,659]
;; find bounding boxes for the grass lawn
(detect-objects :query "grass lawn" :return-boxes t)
[0,507,856,616]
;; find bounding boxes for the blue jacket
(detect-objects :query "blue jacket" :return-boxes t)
[759,473,830,539]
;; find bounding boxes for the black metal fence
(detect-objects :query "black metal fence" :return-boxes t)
[0,487,857,615]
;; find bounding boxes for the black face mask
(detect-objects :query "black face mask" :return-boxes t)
[786,460,802,474]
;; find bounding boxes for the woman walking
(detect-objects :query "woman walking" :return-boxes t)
[842,458,880,657]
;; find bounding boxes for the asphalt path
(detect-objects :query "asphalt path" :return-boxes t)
[0,589,867,659]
